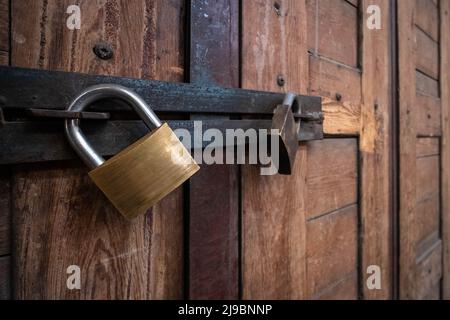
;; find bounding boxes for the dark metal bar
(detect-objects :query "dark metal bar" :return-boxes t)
[26,109,110,120]
[0,66,320,116]
[0,119,272,164]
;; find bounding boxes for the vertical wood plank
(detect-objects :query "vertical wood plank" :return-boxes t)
[0,0,10,301]
[241,0,308,299]
[441,0,450,299]
[0,0,9,53]
[11,0,185,299]
[360,0,393,299]
[188,0,240,299]
[0,256,10,299]
[398,0,418,299]
[0,168,10,256]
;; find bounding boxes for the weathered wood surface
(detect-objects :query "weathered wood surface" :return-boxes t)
[399,0,419,299]
[242,0,359,300]
[305,139,357,220]
[306,205,358,299]
[399,0,445,300]
[241,0,308,299]
[0,0,10,301]
[11,0,185,299]
[187,0,239,299]
[0,0,8,54]
[307,0,358,67]
[360,0,393,299]
[0,256,10,299]
[0,168,10,257]
[440,0,450,299]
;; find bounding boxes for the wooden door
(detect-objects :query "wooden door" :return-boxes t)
[398,0,450,300]
[0,0,186,299]
[241,0,392,299]
[1,0,449,300]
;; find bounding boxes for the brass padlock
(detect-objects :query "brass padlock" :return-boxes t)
[65,84,199,219]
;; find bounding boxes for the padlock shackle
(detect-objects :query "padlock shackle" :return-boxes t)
[65,84,162,170]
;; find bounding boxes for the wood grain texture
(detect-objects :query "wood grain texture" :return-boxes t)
[309,55,362,106]
[416,71,439,98]
[0,168,10,256]
[415,240,442,299]
[307,0,358,67]
[0,256,10,299]
[416,138,440,157]
[0,51,7,65]
[187,0,240,299]
[242,0,308,94]
[242,146,307,299]
[415,0,439,41]
[306,205,358,299]
[399,0,445,300]
[306,139,357,219]
[11,0,185,299]
[398,0,418,299]
[360,0,392,299]
[415,26,439,80]
[441,0,450,299]
[416,93,441,136]
[0,0,8,52]
[242,0,308,299]
[309,55,362,135]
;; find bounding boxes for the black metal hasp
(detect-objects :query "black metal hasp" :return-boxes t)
[0,66,323,167]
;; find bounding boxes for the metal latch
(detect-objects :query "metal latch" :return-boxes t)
[0,66,323,174]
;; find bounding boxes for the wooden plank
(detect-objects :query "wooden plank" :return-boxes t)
[309,56,361,135]
[309,55,362,106]
[415,26,439,80]
[441,0,450,299]
[415,196,440,254]
[415,0,439,41]
[416,70,439,98]
[399,0,418,299]
[416,155,439,202]
[0,256,10,299]
[416,138,440,157]
[242,147,307,299]
[415,240,442,299]
[11,0,185,299]
[0,0,8,52]
[306,205,358,298]
[242,0,308,300]
[306,139,357,219]
[0,51,8,65]
[316,0,358,67]
[313,272,358,300]
[306,0,316,52]
[188,0,239,299]
[360,0,392,299]
[0,168,10,256]
[416,93,442,136]
[322,98,361,135]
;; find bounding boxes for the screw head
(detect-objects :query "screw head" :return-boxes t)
[277,74,286,87]
[93,42,114,60]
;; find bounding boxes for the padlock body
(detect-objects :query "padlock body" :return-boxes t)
[89,123,199,219]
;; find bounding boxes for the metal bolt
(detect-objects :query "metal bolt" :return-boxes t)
[93,42,114,60]
[274,2,282,16]
[277,74,286,87]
